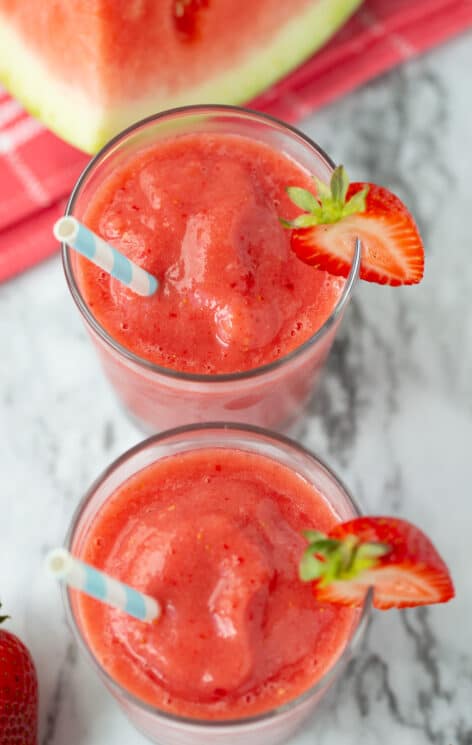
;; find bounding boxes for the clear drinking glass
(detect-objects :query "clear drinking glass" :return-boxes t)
[62,106,360,434]
[64,423,370,745]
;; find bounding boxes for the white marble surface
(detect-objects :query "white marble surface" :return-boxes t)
[1,31,472,745]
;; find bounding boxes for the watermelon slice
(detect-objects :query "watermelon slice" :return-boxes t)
[0,0,363,154]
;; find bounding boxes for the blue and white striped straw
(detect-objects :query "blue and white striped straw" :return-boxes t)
[54,216,158,297]
[46,548,161,623]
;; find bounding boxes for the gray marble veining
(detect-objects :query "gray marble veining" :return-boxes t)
[1,31,471,745]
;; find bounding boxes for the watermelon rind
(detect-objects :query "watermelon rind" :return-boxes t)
[0,0,363,154]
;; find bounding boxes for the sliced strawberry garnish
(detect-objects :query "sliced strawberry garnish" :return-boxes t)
[299,517,454,610]
[283,166,424,286]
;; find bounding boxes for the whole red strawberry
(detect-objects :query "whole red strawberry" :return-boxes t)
[0,605,38,745]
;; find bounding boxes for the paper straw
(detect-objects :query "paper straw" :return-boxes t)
[54,216,158,297]
[46,548,161,623]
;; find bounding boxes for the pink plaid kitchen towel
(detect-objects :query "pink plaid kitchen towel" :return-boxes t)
[1,0,471,283]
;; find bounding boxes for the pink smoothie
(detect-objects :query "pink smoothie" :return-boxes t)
[78,133,344,375]
[75,447,358,720]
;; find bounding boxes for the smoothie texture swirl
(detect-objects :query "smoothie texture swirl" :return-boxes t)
[78,133,344,374]
[76,448,358,719]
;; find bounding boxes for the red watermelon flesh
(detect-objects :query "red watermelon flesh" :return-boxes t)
[0,0,363,153]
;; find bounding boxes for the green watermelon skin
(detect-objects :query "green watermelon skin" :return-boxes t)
[0,0,363,153]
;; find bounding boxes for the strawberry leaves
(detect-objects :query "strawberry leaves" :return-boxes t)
[342,186,369,217]
[281,166,425,286]
[330,165,349,203]
[301,518,454,609]
[286,187,320,214]
[0,601,10,624]
[282,165,369,229]
[299,529,390,587]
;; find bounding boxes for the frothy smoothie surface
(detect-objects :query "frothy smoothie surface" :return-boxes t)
[76,448,359,719]
[78,133,344,374]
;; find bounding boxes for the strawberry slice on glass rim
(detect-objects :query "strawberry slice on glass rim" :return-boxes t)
[282,166,425,286]
[299,516,454,610]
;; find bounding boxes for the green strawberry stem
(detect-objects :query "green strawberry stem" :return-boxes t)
[299,530,390,587]
[0,601,10,624]
[282,165,369,229]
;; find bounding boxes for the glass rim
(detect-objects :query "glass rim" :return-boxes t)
[62,104,361,384]
[63,421,372,729]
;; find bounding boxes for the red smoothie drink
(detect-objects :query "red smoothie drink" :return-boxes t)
[64,107,359,432]
[66,425,367,745]
[79,134,343,374]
